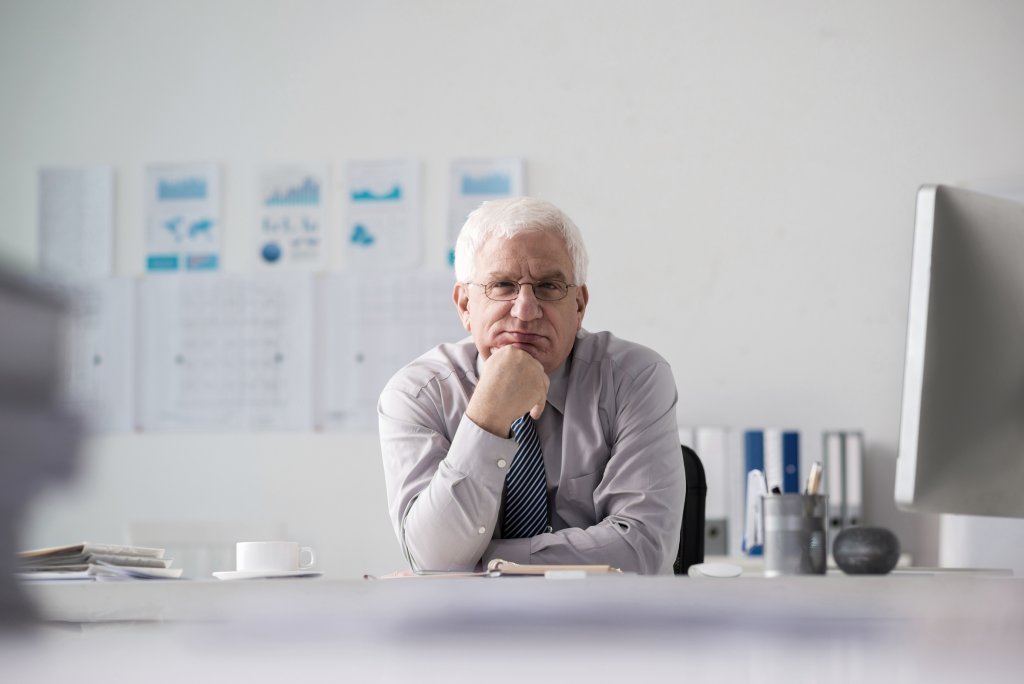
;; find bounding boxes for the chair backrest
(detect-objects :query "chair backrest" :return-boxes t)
[674,445,707,575]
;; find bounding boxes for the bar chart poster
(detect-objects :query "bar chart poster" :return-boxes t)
[447,158,524,269]
[341,159,420,270]
[145,163,222,273]
[256,164,329,270]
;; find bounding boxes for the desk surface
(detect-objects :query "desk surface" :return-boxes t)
[8,574,1024,684]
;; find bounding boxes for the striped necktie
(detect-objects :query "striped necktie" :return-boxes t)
[502,414,549,538]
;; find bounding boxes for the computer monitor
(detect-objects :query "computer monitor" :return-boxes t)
[895,185,1024,518]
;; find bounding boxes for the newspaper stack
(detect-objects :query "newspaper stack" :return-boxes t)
[17,542,184,580]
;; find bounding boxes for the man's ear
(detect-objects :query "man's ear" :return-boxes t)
[575,284,589,329]
[454,282,472,332]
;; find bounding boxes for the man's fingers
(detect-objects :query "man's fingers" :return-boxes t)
[530,402,545,420]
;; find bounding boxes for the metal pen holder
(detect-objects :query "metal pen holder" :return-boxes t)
[762,494,828,577]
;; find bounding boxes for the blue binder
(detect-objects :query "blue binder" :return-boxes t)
[782,431,800,493]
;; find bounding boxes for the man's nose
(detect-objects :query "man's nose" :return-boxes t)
[510,284,543,320]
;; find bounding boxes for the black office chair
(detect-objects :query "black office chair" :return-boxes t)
[674,445,707,575]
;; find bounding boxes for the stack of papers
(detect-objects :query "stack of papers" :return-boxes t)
[16,542,184,580]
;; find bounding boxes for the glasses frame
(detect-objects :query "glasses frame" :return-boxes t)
[471,280,578,302]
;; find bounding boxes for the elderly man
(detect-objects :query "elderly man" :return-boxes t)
[378,197,685,574]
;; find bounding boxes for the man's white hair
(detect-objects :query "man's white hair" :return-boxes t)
[453,197,589,284]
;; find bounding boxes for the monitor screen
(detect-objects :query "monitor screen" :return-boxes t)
[896,185,1024,518]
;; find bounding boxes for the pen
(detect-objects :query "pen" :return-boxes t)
[805,461,823,495]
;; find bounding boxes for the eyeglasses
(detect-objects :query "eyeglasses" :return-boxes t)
[473,280,577,302]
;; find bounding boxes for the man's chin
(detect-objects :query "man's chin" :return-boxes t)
[491,341,544,361]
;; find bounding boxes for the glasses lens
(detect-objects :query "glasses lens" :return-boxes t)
[484,282,519,300]
[483,281,569,301]
[533,281,569,301]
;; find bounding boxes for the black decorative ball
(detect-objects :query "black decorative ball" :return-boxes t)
[832,526,901,575]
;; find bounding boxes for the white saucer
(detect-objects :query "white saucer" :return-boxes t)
[687,562,743,578]
[212,569,322,580]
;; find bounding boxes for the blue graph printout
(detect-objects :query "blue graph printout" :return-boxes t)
[257,164,329,270]
[145,163,222,273]
[447,158,524,268]
[342,159,421,270]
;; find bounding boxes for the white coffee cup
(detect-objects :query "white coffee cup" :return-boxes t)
[235,541,315,573]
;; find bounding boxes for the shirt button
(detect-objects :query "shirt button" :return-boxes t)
[497,459,507,469]
[477,526,486,534]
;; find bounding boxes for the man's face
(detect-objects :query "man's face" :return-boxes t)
[454,230,589,374]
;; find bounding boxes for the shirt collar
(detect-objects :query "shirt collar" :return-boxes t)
[546,354,570,415]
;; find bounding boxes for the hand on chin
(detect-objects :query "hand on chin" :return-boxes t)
[490,341,541,363]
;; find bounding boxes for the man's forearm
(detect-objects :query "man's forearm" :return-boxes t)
[482,487,684,574]
[401,454,504,571]
[381,392,518,571]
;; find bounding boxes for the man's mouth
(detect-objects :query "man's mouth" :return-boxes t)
[503,331,542,344]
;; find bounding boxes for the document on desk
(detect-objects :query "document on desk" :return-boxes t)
[487,560,622,575]
[17,564,185,581]
[365,561,622,580]
[17,542,184,580]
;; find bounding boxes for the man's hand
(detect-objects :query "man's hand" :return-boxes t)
[466,346,549,437]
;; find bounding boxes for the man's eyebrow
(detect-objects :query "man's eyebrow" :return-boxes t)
[483,269,569,281]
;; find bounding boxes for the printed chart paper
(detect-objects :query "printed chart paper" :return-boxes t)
[61,277,136,432]
[256,164,329,270]
[342,159,421,270]
[144,163,222,273]
[319,271,466,431]
[38,166,115,281]
[138,272,314,431]
[447,158,524,268]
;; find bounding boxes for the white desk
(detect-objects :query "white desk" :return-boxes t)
[7,574,1024,683]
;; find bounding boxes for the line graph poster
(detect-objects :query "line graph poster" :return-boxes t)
[447,158,524,268]
[145,163,222,273]
[341,159,420,270]
[256,164,329,270]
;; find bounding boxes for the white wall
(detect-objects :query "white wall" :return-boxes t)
[3,0,1024,575]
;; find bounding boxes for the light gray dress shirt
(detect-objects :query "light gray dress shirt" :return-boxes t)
[378,329,686,574]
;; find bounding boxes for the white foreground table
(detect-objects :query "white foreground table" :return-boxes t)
[6,573,1024,683]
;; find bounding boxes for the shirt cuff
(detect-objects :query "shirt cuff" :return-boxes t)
[483,537,533,566]
[443,413,519,490]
